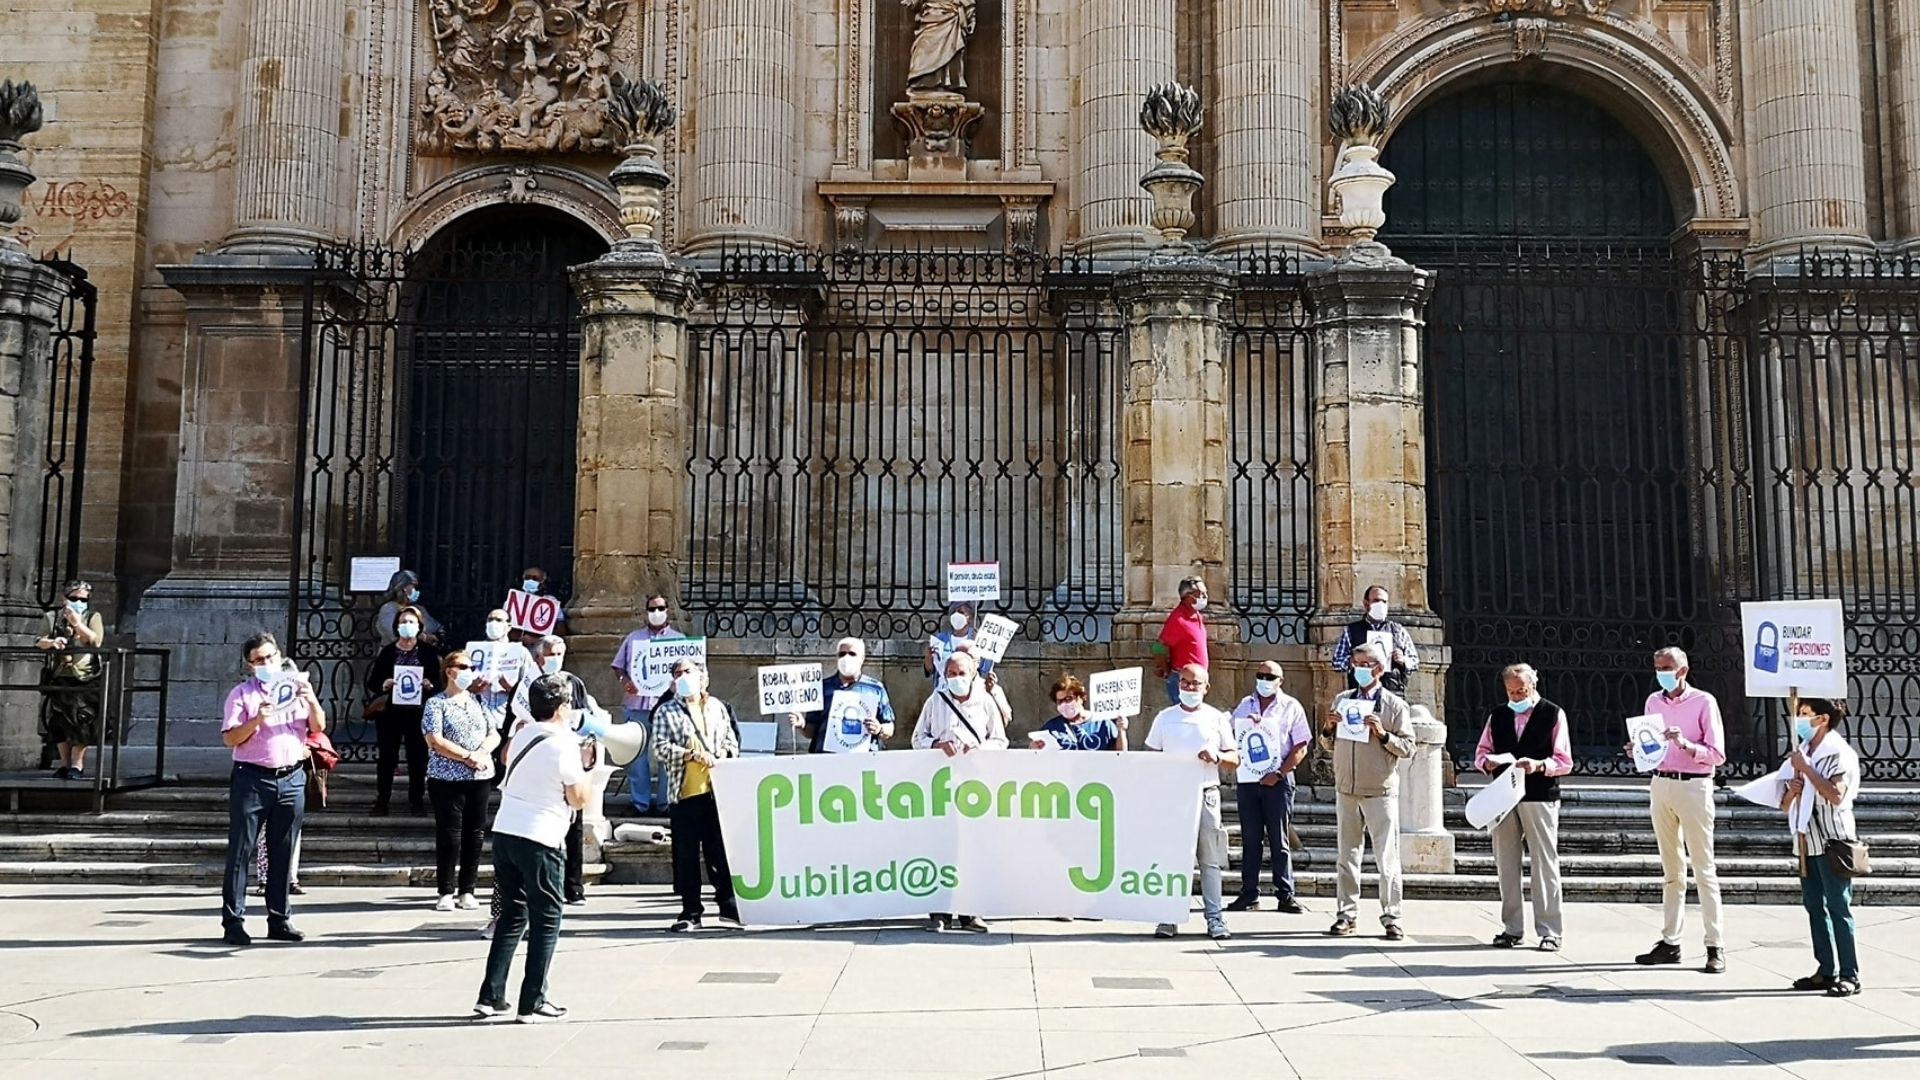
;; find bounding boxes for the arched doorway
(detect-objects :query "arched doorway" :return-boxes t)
[1383,81,1713,769]
[401,207,607,640]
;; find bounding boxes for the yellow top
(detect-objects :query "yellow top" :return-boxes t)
[680,698,716,798]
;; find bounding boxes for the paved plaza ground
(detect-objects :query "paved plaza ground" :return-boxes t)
[2,885,1918,1079]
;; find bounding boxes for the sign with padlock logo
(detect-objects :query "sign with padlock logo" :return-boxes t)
[1741,600,1847,698]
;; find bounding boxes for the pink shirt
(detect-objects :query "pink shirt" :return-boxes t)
[1643,685,1726,774]
[222,678,314,769]
[1157,604,1208,670]
[1475,703,1573,777]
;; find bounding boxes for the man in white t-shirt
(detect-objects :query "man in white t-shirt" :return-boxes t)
[475,675,593,1024]
[1144,664,1238,941]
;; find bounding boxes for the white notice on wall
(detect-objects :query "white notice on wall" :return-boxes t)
[349,556,402,594]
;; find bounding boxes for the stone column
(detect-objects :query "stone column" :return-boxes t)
[682,0,803,255]
[1111,258,1234,647]
[1211,0,1320,254]
[1744,0,1874,257]
[1891,0,1920,248]
[220,0,347,253]
[1071,2,1176,257]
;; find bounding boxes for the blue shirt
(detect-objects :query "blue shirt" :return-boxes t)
[804,675,896,753]
[1039,716,1120,752]
[929,628,995,680]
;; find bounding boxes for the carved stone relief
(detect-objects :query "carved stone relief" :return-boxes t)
[418,0,631,154]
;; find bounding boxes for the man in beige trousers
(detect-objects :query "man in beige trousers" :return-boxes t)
[1320,643,1413,940]
[1630,647,1728,974]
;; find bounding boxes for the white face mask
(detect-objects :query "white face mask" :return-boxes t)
[1254,677,1278,698]
[674,673,701,698]
[1178,688,1205,709]
[541,655,564,676]
[1368,600,1389,622]
[1058,699,1083,720]
[484,621,507,641]
[396,621,419,640]
[1191,596,1208,612]
[945,675,973,698]
[837,654,862,678]
[453,669,478,691]
[949,612,969,631]
[647,608,669,628]
[522,579,541,593]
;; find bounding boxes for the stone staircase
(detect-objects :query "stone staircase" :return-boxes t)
[3,773,1917,904]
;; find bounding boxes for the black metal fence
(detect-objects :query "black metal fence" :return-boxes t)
[684,249,1128,642]
[0,647,170,812]
[33,257,95,611]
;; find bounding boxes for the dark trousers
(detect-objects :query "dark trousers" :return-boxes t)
[1235,777,1296,902]
[479,832,566,1015]
[374,709,427,810]
[429,777,490,896]
[669,792,735,918]
[223,761,306,930]
[564,812,585,900]
[1802,852,1859,980]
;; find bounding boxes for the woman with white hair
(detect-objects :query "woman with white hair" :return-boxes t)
[792,637,897,753]
[911,649,1008,933]
[1474,662,1571,952]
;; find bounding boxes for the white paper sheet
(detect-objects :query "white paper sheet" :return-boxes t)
[1625,715,1667,773]
[1335,697,1374,742]
[1466,765,1526,829]
[1733,772,1788,809]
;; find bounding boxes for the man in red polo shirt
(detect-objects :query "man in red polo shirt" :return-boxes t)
[1155,577,1210,704]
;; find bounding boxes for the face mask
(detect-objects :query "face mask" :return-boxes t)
[1656,670,1680,692]
[1794,717,1816,743]
[253,664,277,683]
[66,599,87,614]
[453,669,478,691]
[673,673,701,698]
[1508,697,1534,714]
[484,621,507,642]
[522,579,540,593]
[837,655,862,678]
[1368,601,1389,621]
[1354,667,1377,689]
[396,621,419,640]
[1058,699,1083,720]
[945,675,973,697]
[541,656,563,676]
[405,588,420,603]
[647,609,669,628]
[949,612,969,631]
[1178,688,1205,709]
[1191,596,1208,612]
[1254,677,1278,698]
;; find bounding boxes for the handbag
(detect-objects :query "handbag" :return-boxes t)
[1825,838,1872,878]
[305,729,341,772]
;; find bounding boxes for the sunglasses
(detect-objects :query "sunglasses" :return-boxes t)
[837,650,860,657]
[450,663,474,671]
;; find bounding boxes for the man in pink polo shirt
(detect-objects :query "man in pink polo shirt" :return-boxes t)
[219,631,326,947]
[1631,646,1727,974]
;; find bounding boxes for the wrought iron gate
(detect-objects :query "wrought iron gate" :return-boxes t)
[291,218,601,755]
[34,257,95,610]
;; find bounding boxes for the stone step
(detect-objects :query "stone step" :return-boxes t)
[0,860,609,888]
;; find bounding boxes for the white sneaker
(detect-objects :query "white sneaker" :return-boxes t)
[480,919,496,940]
[434,894,457,912]
[456,893,480,911]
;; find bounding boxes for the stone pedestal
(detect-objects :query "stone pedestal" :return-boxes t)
[1111,256,1234,648]
[566,254,698,706]
[0,254,73,768]
[891,93,987,181]
[1395,704,1456,873]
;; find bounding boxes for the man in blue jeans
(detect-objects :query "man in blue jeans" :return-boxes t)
[477,675,594,1023]
[610,593,682,814]
[219,631,326,946]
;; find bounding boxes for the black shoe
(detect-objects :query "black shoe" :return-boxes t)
[955,916,991,934]
[1703,947,1726,974]
[926,915,951,933]
[409,803,428,817]
[221,926,252,947]
[50,766,70,780]
[1276,898,1305,915]
[716,907,743,928]
[670,916,701,933]
[267,925,306,943]
[370,804,390,818]
[68,766,84,781]
[290,882,307,896]
[516,1002,567,1024]
[1225,895,1258,913]
[1492,933,1522,949]
[1327,919,1356,937]
[1383,924,1406,942]
[1636,941,1683,966]
[471,999,511,1020]
[1792,973,1834,992]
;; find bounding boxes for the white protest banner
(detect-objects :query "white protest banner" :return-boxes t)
[1742,599,1848,698]
[641,636,709,689]
[1086,667,1143,719]
[1335,696,1374,741]
[971,614,1018,663]
[946,561,1001,603]
[1625,715,1667,773]
[504,590,563,635]
[710,749,1206,925]
[1466,766,1526,830]
[757,663,824,716]
[392,665,425,706]
[349,556,402,594]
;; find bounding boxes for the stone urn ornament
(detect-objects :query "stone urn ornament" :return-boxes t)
[1327,84,1398,257]
[1138,82,1205,249]
[0,79,45,259]
[604,76,677,253]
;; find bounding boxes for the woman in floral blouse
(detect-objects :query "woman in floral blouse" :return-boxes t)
[423,649,499,912]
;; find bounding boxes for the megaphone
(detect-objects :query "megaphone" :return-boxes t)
[595,719,648,767]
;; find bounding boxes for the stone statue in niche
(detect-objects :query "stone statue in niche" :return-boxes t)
[905,0,977,95]
[419,0,630,155]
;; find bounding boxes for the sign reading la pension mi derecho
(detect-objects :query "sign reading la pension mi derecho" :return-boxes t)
[710,750,1206,925]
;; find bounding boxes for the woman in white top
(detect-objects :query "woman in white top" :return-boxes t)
[911,650,1007,933]
[1778,697,1864,997]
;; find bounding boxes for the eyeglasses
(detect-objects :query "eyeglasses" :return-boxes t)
[450,663,474,671]
[646,606,669,613]
[1054,697,1079,706]
[247,653,277,666]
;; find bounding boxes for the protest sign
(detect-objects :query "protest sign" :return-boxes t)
[1625,715,1667,773]
[636,636,708,691]
[1365,630,1395,665]
[711,750,1205,924]
[265,670,304,713]
[392,665,424,706]
[971,614,1018,663]
[1335,696,1374,741]
[1086,667,1143,719]
[757,663,824,716]
[1741,599,1847,698]
[1466,766,1526,830]
[946,562,1001,603]
[504,591,563,635]
[823,693,876,754]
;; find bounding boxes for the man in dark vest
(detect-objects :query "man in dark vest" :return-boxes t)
[1474,662,1569,951]
[1331,585,1418,693]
